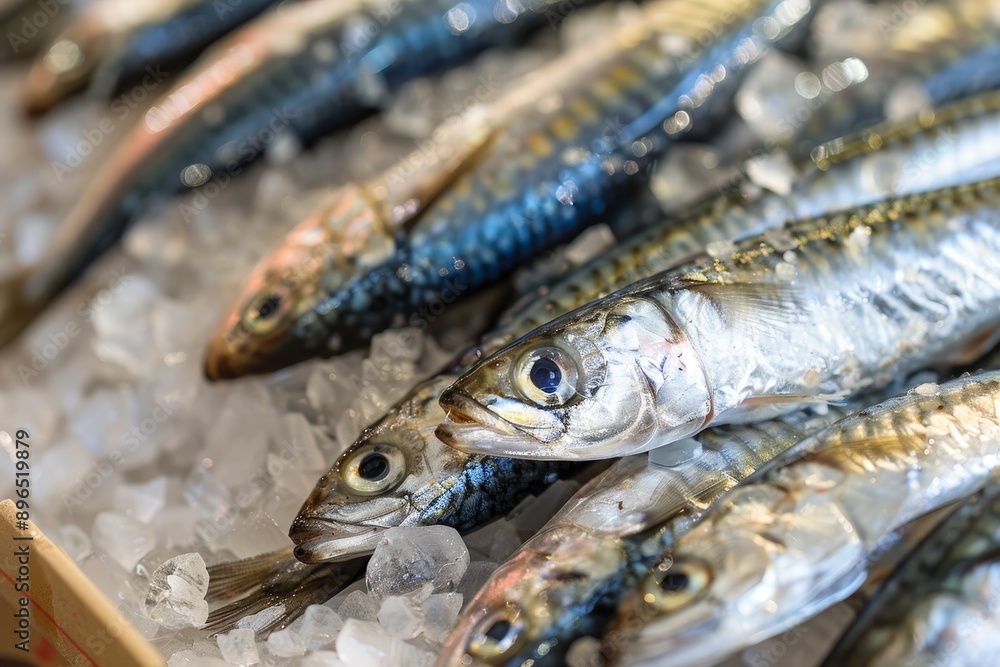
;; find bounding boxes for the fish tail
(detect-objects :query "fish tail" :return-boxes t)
[204,549,367,636]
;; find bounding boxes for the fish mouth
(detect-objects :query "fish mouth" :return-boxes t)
[436,390,570,459]
[289,516,386,563]
[440,390,523,436]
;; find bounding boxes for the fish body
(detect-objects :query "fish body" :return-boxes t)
[821,482,1000,667]
[437,405,857,667]
[205,0,817,378]
[0,0,609,349]
[605,370,1000,667]
[23,0,278,113]
[438,176,1000,461]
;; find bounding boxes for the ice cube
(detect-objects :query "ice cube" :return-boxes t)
[279,413,326,474]
[421,593,463,643]
[203,382,273,489]
[13,212,55,265]
[115,477,167,523]
[168,650,229,667]
[368,328,424,365]
[93,512,156,571]
[217,628,259,665]
[337,590,379,622]
[378,595,424,639]
[456,561,499,605]
[266,626,307,657]
[298,604,343,648]
[366,526,469,598]
[462,521,522,563]
[336,619,434,667]
[144,553,210,629]
[56,524,93,561]
[300,651,348,667]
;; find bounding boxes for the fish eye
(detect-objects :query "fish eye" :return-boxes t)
[242,285,292,334]
[467,604,527,662]
[515,346,579,407]
[340,443,406,496]
[642,556,713,613]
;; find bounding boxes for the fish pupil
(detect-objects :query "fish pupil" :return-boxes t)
[256,294,282,320]
[485,619,511,643]
[530,358,561,394]
[659,572,689,592]
[359,453,389,481]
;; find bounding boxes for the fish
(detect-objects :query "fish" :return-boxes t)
[291,92,1000,563]
[435,404,859,667]
[603,370,1000,667]
[0,0,610,350]
[437,175,1000,461]
[203,0,818,379]
[821,481,1000,667]
[22,0,278,114]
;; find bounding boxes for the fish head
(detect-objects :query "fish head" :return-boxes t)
[603,533,770,667]
[204,184,396,379]
[436,295,712,460]
[440,526,626,666]
[605,477,866,666]
[290,377,465,562]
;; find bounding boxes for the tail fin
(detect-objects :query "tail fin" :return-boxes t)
[204,548,367,636]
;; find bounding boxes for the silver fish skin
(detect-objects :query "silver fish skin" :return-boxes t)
[292,97,1000,562]
[603,370,1000,667]
[436,405,857,667]
[437,176,1000,461]
[822,482,1000,667]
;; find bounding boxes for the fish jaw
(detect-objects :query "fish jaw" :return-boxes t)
[289,492,410,563]
[289,517,387,564]
[435,388,574,459]
[204,182,396,379]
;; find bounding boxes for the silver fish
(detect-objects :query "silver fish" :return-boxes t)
[821,481,1000,667]
[437,176,1000,460]
[604,370,1000,667]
